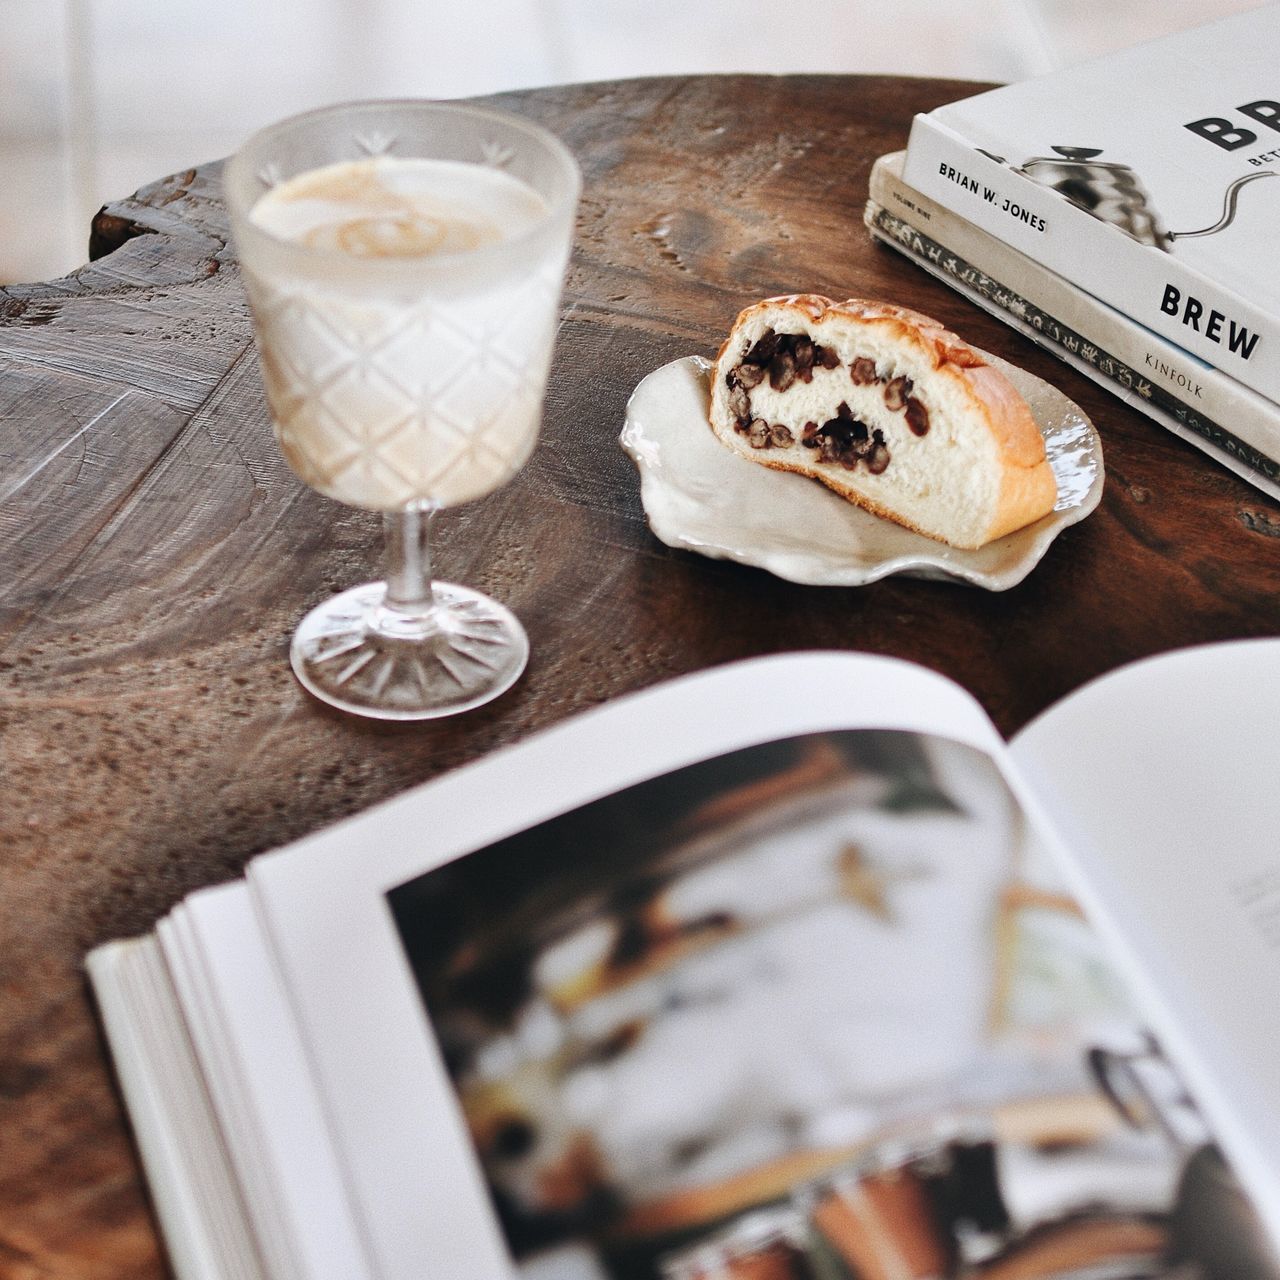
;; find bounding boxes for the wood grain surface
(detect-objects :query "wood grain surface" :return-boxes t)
[3,74,1280,1278]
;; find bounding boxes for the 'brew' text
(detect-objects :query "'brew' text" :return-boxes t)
[1160,284,1260,360]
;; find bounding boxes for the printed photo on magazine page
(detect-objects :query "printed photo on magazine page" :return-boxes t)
[387,729,1275,1280]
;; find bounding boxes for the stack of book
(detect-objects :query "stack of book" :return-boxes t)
[869,3,1280,500]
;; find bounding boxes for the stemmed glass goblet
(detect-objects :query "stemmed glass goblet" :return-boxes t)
[225,101,579,719]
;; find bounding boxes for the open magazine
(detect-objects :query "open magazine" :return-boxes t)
[88,642,1280,1280]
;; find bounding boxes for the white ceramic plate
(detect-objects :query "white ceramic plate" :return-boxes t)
[619,355,1104,590]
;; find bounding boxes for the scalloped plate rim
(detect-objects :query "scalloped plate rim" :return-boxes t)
[619,354,1104,590]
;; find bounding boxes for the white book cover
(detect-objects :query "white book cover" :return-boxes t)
[902,3,1280,402]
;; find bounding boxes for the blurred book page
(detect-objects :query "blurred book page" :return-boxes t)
[1011,636,1280,1251]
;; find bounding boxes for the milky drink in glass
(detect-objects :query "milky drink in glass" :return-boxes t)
[225,101,579,721]
[245,154,559,511]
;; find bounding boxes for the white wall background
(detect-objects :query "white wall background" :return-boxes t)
[0,0,1264,284]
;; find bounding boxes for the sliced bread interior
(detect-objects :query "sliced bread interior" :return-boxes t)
[708,295,1058,549]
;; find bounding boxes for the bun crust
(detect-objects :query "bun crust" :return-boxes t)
[709,295,1058,549]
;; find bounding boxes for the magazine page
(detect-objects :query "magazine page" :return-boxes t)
[163,885,370,1280]
[387,730,1222,1280]
[87,937,267,1280]
[246,652,1001,1279]
[1010,636,1280,1260]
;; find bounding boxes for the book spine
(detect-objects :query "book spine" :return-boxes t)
[902,114,1280,406]
[864,189,1280,500]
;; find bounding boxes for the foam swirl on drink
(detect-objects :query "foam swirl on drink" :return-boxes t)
[245,156,563,510]
[251,156,543,257]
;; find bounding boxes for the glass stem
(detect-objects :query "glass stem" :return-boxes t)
[383,502,439,617]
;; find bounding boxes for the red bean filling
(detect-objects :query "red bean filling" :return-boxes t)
[799,402,891,473]
[850,357,878,385]
[904,397,930,437]
[724,329,927,470]
[884,375,912,411]
[735,329,841,393]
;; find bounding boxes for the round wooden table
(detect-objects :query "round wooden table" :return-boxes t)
[3,74,1279,1277]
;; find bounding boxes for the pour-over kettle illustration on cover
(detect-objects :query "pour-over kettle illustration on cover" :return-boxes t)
[979,144,1278,250]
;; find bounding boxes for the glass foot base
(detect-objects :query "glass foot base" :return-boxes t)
[290,581,528,721]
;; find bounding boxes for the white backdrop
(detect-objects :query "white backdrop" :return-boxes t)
[0,0,1265,283]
